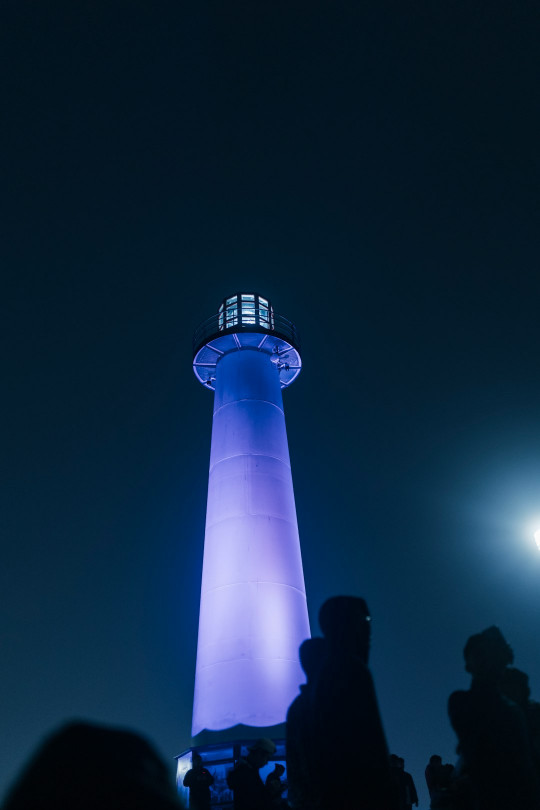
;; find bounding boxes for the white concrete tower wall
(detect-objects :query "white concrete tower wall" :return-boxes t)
[192,346,310,736]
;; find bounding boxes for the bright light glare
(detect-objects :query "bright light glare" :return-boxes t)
[523,517,540,551]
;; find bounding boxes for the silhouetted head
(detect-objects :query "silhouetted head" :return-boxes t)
[272,764,285,777]
[463,626,513,682]
[429,755,442,766]
[318,596,371,661]
[389,754,400,768]
[247,738,276,770]
[192,752,203,768]
[500,667,531,707]
[299,637,326,680]
[2,721,181,810]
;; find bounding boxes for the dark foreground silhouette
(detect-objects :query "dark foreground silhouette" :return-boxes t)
[448,626,540,810]
[500,666,540,782]
[6,606,540,810]
[286,637,326,810]
[425,754,454,809]
[284,608,540,810]
[226,738,276,810]
[184,752,214,810]
[287,596,396,810]
[389,755,418,810]
[2,720,182,810]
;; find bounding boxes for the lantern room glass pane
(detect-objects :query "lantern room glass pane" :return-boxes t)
[259,309,269,326]
[214,293,277,334]
[226,301,238,327]
[241,296,256,325]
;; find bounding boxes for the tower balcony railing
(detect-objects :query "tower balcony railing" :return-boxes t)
[193,312,301,358]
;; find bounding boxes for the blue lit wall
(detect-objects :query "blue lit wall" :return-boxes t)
[192,347,310,735]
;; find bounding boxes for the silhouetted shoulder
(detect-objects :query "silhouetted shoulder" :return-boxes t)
[448,689,473,728]
[448,689,469,708]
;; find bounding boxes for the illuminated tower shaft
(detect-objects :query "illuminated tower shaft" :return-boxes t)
[192,294,310,738]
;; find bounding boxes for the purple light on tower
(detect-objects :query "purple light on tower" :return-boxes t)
[191,293,310,738]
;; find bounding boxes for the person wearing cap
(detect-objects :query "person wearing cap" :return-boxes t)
[226,738,276,810]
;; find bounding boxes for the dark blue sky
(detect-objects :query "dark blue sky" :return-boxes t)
[2,2,540,805]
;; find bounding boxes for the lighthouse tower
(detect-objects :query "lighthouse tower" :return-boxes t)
[176,294,310,799]
[190,293,310,748]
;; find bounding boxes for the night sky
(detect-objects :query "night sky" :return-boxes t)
[3,2,540,806]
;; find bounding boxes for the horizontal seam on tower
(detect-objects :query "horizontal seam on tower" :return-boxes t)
[204,515,298,530]
[202,582,306,596]
[209,452,291,472]
[196,657,300,668]
[213,399,284,417]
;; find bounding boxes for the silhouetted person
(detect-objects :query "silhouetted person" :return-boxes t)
[2,720,182,810]
[397,758,418,809]
[425,755,454,808]
[311,596,395,810]
[183,752,214,810]
[227,738,276,810]
[425,755,442,802]
[265,764,286,809]
[286,636,326,809]
[389,755,403,809]
[448,625,540,810]
[501,666,540,780]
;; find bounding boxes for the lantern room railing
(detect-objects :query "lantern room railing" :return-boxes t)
[193,311,301,358]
